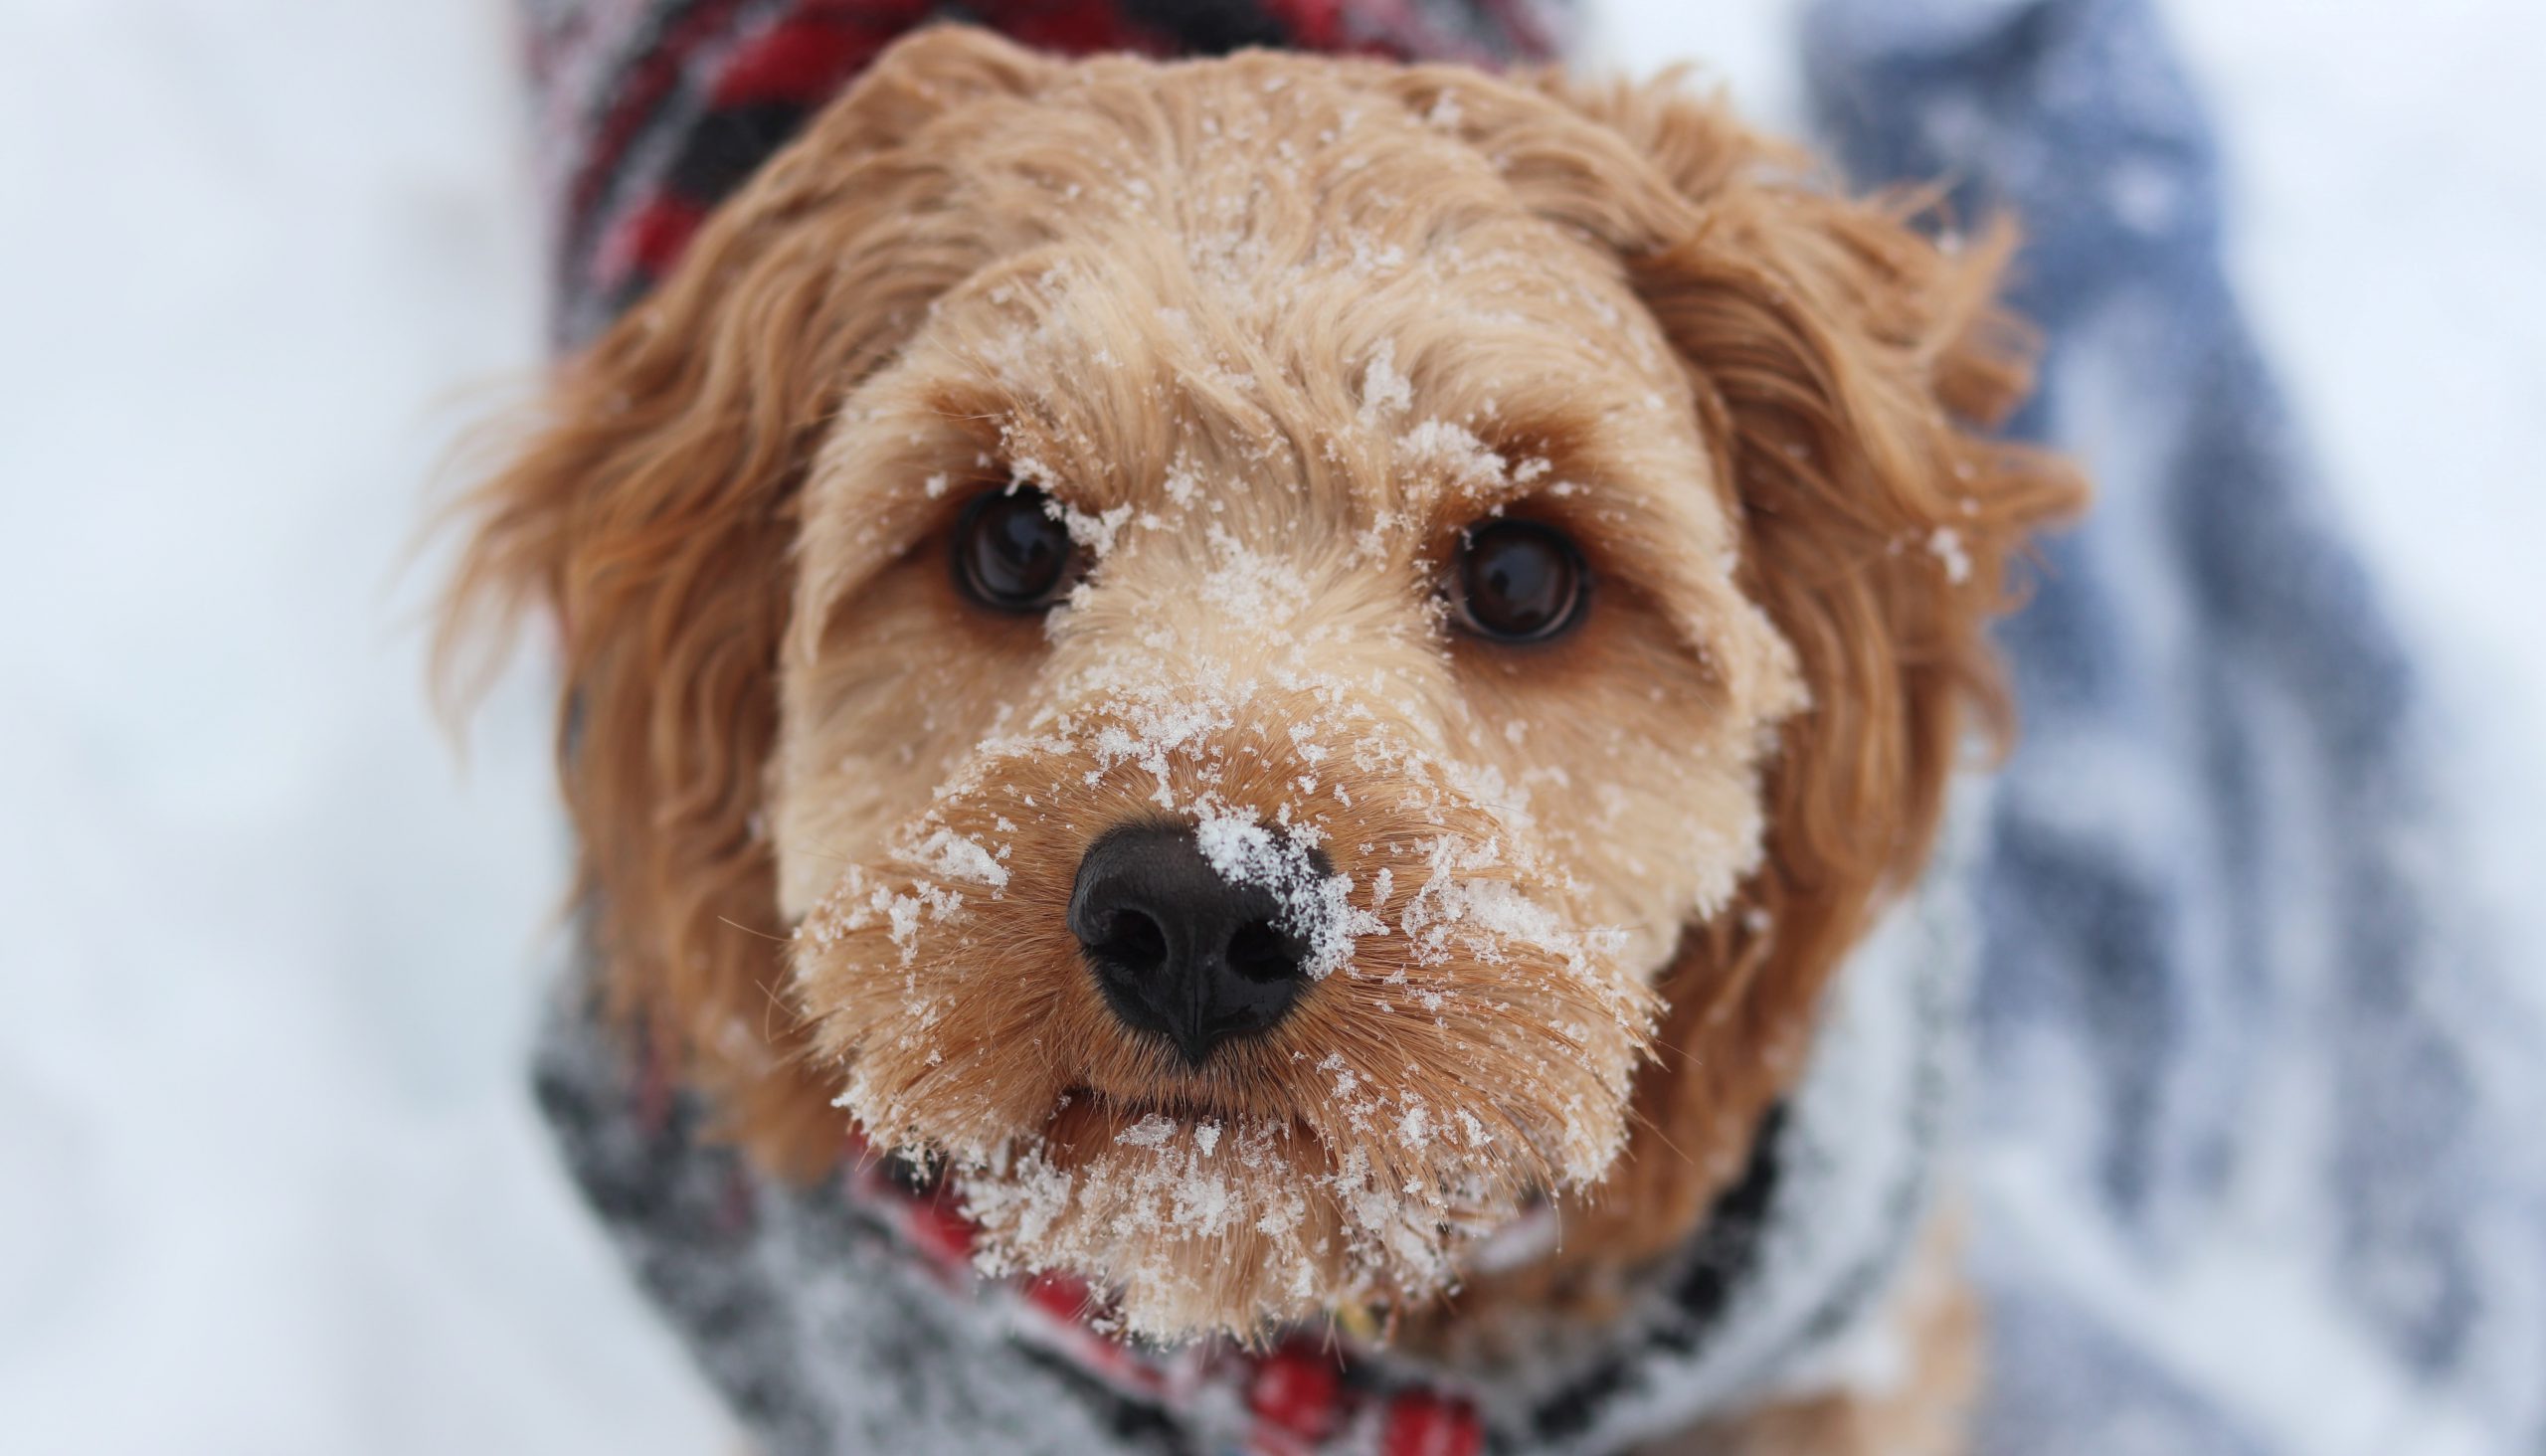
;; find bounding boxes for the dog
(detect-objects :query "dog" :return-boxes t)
[445,25,2082,1454]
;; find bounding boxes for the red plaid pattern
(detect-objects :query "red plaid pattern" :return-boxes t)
[521,0,1571,342]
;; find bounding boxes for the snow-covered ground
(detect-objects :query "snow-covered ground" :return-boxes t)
[0,2,2535,1451]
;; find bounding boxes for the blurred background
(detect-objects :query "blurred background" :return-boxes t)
[0,0,2537,1451]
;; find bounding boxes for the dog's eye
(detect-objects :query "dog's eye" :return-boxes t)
[1449,519,1587,643]
[953,486,1077,612]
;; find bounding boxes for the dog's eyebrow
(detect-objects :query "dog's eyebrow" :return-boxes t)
[789,387,1018,657]
[1427,385,1762,686]
[1392,385,1693,528]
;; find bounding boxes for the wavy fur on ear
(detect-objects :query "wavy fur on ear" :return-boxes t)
[1378,68,2086,1303]
[436,30,1055,1173]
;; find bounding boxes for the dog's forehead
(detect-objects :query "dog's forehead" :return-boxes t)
[943,225,1686,481]
[997,89,1686,473]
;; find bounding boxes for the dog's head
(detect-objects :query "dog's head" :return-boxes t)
[444,30,2079,1343]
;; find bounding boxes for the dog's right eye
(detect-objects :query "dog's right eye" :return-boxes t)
[1448,518,1588,643]
[953,486,1077,612]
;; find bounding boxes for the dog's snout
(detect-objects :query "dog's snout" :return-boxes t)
[1067,823,1312,1068]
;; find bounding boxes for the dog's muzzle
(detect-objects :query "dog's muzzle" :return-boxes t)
[1067,822,1318,1067]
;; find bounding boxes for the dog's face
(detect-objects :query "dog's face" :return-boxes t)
[772,93,1806,1332]
[445,31,2078,1345]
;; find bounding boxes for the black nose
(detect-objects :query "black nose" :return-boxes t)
[1068,822,1317,1068]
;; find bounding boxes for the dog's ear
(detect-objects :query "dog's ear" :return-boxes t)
[1392,69,2086,1263]
[437,27,1050,1173]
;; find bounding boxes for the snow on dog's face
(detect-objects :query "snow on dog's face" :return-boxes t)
[443,32,2079,1346]
[772,210,1802,1332]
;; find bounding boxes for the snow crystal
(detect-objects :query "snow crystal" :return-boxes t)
[1396,418,1514,493]
[1043,494,1137,558]
[1008,453,1055,488]
[906,827,1009,890]
[1926,525,1972,585]
[1359,339,1414,420]
[1117,1113,1179,1149]
[1197,525,1313,626]
[1191,803,1383,979]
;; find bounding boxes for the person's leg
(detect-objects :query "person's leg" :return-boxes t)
[1804,0,2544,1448]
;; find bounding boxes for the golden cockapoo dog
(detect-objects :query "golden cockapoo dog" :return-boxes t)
[445,27,2079,1453]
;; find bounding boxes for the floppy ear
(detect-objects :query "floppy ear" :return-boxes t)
[437,27,1051,1175]
[1391,69,2085,1273]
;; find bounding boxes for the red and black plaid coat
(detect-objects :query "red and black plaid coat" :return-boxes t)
[519,0,1574,344]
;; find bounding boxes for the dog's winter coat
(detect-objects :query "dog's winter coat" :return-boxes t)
[464,3,2088,1452]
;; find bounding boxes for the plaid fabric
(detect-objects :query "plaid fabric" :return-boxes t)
[519,0,1574,344]
[533,869,1966,1453]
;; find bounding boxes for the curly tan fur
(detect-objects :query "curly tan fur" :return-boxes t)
[441,26,2082,1446]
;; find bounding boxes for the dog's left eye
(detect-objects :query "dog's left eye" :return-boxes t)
[953,486,1078,612]
[1448,519,1588,643]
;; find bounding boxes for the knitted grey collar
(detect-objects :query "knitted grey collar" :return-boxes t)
[532,874,1964,1454]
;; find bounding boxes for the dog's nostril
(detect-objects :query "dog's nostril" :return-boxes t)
[1067,821,1322,1067]
[1095,909,1169,975]
[1224,918,1302,983]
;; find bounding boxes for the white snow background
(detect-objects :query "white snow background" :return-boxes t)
[0,1,2536,1451]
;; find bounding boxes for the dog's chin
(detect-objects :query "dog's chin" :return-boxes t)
[811,959,1650,1344]
[947,1085,1562,1345]
[959,1093,1352,1342]
[790,791,1664,1343]
[800,896,1658,1340]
